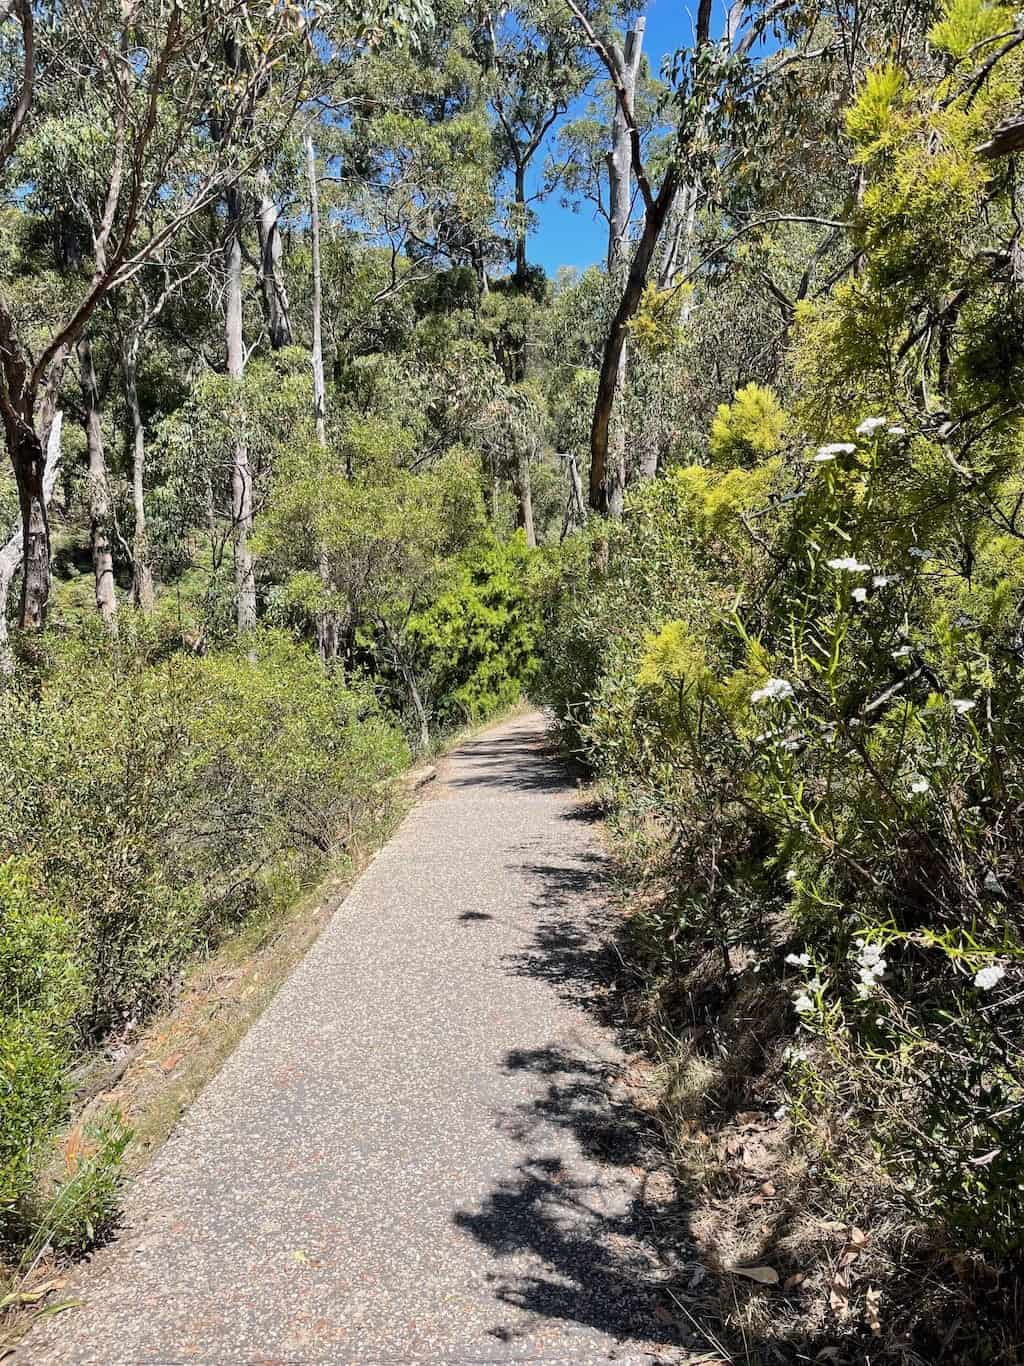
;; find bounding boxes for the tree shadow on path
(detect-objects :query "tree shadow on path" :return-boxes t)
[453,809,700,1359]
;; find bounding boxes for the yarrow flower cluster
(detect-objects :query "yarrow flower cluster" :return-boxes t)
[814,442,856,461]
[786,951,811,966]
[974,963,1005,991]
[751,678,794,704]
[951,698,976,715]
[827,556,871,572]
[909,775,930,794]
[853,939,887,997]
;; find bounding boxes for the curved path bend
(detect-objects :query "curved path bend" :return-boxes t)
[25,712,681,1365]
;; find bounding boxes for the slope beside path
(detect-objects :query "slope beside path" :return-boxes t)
[23,712,684,1365]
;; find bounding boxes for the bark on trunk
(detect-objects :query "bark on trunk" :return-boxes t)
[12,426,49,629]
[122,343,154,611]
[559,451,587,541]
[589,168,678,516]
[226,182,257,634]
[257,170,293,350]
[77,334,118,628]
[514,441,536,547]
[603,20,645,511]
[513,160,528,286]
[607,21,645,272]
[305,132,340,662]
[1,412,63,672]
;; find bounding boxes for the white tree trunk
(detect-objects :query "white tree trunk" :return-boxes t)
[257,169,293,350]
[606,19,645,505]
[226,184,257,635]
[77,335,118,628]
[306,132,340,663]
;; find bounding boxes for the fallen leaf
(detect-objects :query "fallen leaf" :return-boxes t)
[760,1182,776,1197]
[848,1225,869,1247]
[160,1051,183,1073]
[865,1285,882,1336]
[829,1271,851,1317]
[725,1263,779,1284]
[783,1272,805,1290]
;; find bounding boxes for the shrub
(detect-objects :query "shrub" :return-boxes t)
[0,628,408,1249]
[409,532,541,728]
[541,415,1024,1267]
[0,860,80,1244]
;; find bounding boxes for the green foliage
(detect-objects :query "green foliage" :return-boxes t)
[844,63,909,160]
[0,860,81,1241]
[409,532,541,725]
[541,40,1024,1276]
[929,0,1014,61]
[43,1112,133,1257]
[0,630,408,1248]
[708,383,787,467]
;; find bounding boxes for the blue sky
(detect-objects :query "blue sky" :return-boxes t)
[527,0,724,274]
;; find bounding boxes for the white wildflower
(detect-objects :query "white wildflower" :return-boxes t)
[852,587,867,603]
[888,425,907,436]
[785,951,811,966]
[827,556,871,573]
[909,776,930,794]
[873,574,900,588]
[815,442,856,460]
[774,1104,789,1119]
[793,993,814,1014]
[853,939,887,995]
[973,964,1005,991]
[951,698,976,715]
[785,869,797,883]
[856,416,887,436]
[751,678,794,704]
[892,645,912,658]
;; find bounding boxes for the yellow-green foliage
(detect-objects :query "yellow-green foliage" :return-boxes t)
[671,459,783,535]
[627,281,688,356]
[709,384,786,466]
[638,620,714,693]
[845,63,910,161]
[929,0,1014,61]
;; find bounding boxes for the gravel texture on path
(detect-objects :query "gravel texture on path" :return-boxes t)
[23,712,685,1365]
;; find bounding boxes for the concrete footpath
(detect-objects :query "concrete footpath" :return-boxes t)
[24,712,682,1364]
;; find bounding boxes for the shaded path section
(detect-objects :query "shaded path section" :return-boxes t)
[25,713,683,1364]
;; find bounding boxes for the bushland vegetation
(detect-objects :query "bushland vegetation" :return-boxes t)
[2,0,1024,1357]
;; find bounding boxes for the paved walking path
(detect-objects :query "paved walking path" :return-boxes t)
[25,713,681,1364]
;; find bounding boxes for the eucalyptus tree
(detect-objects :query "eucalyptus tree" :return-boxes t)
[566,0,801,514]
[0,0,311,634]
[480,0,605,286]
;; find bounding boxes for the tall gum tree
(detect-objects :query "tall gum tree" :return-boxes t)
[567,0,793,516]
[0,0,310,634]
